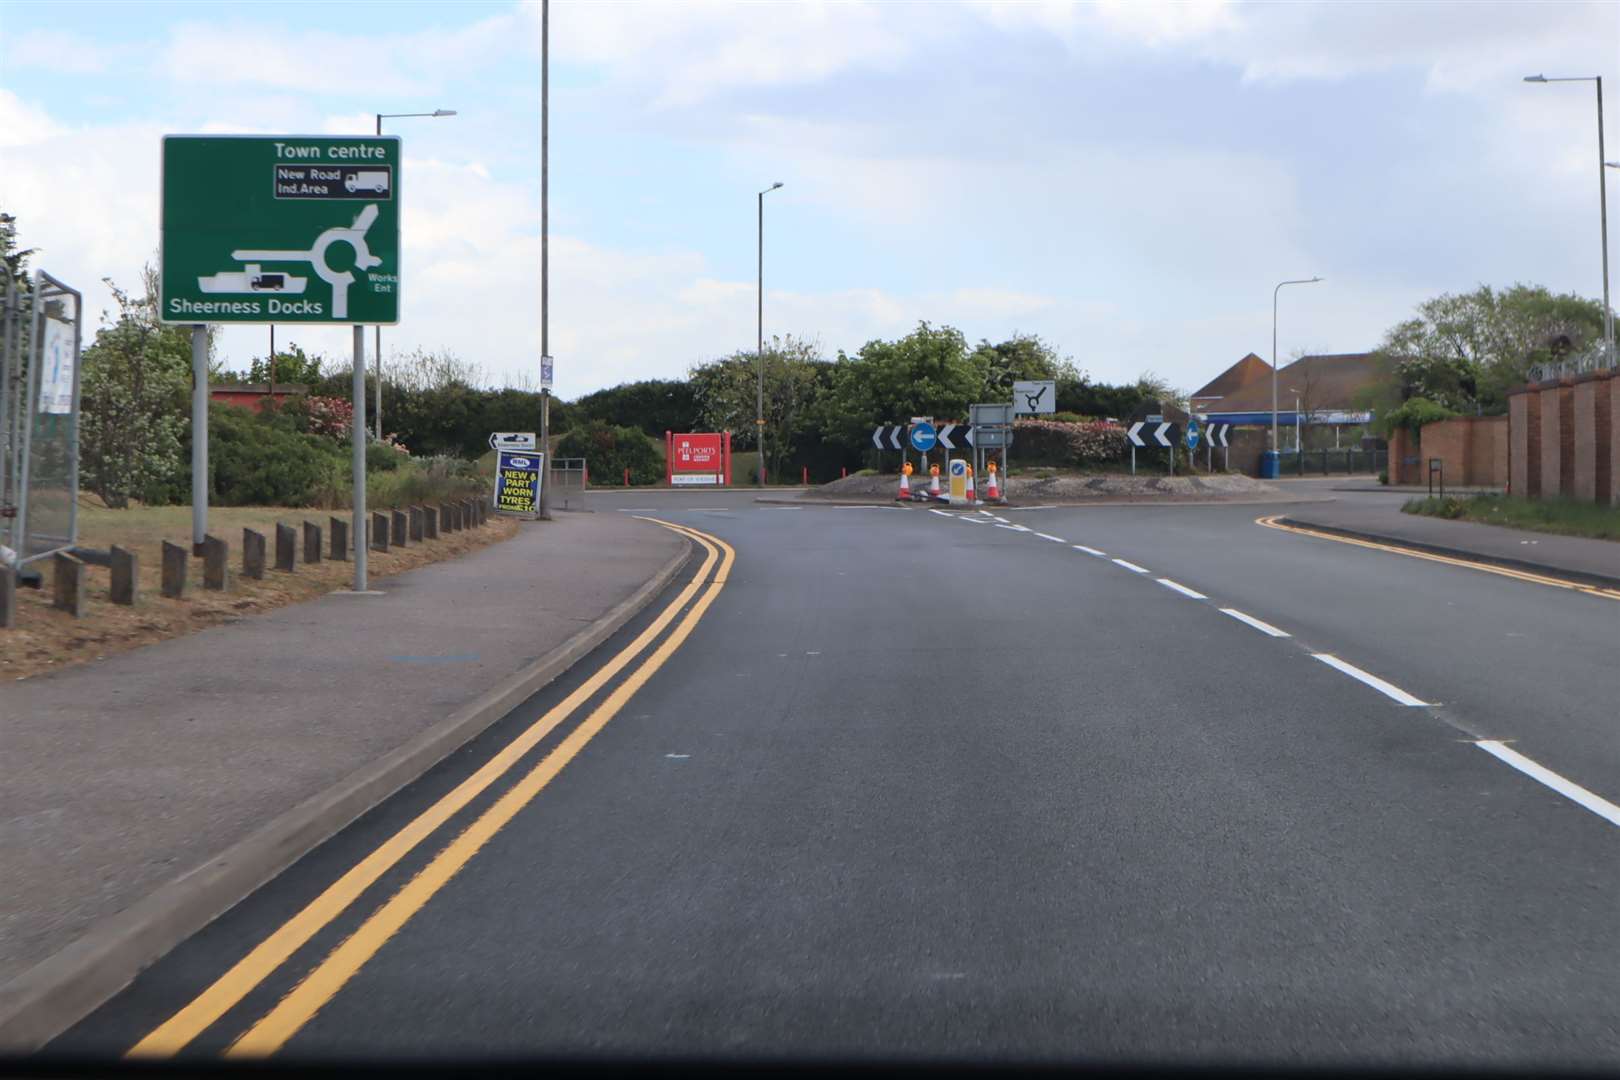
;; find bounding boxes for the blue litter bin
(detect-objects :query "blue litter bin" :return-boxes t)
[1259,450,1281,479]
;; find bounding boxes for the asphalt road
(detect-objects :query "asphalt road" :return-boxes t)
[50,491,1620,1067]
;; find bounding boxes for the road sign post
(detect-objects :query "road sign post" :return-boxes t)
[162,135,402,592]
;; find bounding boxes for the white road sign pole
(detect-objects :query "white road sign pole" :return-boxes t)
[190,324,208,554]
[352,325,368,592]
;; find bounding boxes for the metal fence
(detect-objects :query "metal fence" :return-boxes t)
[1527,340,1615,384]
[1278,447,1387,476]
[550,456,587,511]
[2,270,84,570]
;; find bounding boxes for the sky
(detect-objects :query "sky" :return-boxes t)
[2,0,1617,399]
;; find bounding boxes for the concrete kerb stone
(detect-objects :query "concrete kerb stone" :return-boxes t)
[1274,516,1620,593]
[0,535,693,1052]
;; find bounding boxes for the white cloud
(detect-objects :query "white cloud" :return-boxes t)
[0,89,66,149]
[4,29,129,75]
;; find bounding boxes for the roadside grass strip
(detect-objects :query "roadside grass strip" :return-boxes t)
[1219,608,1291,638]
[1475,741,1620,828]
[1156,578,1207,600]
[1312,654,1431,706]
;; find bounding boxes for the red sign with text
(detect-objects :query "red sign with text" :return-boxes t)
[666,431,731,486]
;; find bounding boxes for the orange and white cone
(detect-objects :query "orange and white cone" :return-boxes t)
[985,463,1001,502]
[928,465,942,500]
[965,465,977,504]
[897,463,913,502]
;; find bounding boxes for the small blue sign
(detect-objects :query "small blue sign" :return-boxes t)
[909,421,937,453]
[1185,417,1201,451]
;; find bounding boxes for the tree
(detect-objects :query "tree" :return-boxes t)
[1,208,37,290]
[1374,284,1606,415]
[572,378,698,437]
[815,322,987,448]
[689,334,827,480]
[77,271,195,507]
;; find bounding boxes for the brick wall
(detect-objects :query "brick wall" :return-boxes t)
[1509,389,1540,498]
[1416,416,1507,488]
[1511,375,1618,504]
[1539,382,1571,499]
[1572,377,1600,501]
[1610,376,1620,507]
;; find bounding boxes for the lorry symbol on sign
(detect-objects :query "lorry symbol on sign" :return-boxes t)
[197,264,308,295]
[345,171,390,194]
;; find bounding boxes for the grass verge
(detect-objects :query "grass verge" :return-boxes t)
[4,501,518,682]
[1402,493,1620,542]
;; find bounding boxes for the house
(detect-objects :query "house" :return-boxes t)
[1204,352,1382,432]
[1189,353,1272,413]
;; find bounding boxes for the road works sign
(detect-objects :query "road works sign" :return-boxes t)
[493,451,542,514]
[160,135,402,324]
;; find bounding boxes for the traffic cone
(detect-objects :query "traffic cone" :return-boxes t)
[965,465,977,504]
[985,462,1001,502]
[928,464,942,500]
[897,462,913,502]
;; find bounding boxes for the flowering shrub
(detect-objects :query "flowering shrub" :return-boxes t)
[1011,419,1128,466]
[304,395,354,439]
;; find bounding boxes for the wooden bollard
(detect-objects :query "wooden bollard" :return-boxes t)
[371,512,389,552]
[110,545,138,606]
[440,502,457,532]
[330,516,349,561]
[391,509,408,547]
[53,553,85,617]
[203,534,229,590]
[304,521,323,564]
[161,540,188,598]
[275,523,297,572]
[409,505,424,542]
[0,567,15,628]
[424,505,439,539]
[242,528,267,580]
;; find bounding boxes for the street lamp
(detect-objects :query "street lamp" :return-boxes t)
[757,180,783,487]
[1524,74,1613,360]
[373,109,458,439]
[1273,277,1322,452]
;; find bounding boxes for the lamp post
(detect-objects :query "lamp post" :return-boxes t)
[1273,277,1322,452]
[757,181,783,487]
[373,108,457,439]
[1525,75,1613,359]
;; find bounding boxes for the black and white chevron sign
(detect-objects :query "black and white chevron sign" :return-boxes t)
[1206,423,1231,448]
[870,425,904,450]
[936,423,975,450]
[1127,420,1178,448]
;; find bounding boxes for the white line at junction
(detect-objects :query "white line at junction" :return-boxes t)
[1219,608,1291,637]
[1475,740,1620,828]
[1312,654,1431,706]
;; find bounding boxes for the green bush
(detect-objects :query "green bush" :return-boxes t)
[366,440,406,472]
[557,420,662,485]
[208,404,344,506]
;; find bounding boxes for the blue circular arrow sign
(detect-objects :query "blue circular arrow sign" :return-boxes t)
[909,421,937,452]
[1185,417,1201,450]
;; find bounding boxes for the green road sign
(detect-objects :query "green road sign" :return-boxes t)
[160,135,401,325]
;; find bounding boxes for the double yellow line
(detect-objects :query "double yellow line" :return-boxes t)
[1257,516,1620,601]
[128,519,733,1059]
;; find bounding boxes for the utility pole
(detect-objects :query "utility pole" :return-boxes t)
[539,0,551,519]
[756,181,782,487]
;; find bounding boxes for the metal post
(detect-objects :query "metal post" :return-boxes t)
[539,0,552,520]
[352,325,368,591]
[191,325,208,553]
[374,113,384,441]
[1599,77,1614,355]
[756,189,765,487]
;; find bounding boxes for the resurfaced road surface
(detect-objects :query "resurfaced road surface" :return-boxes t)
[52,493,1620,1067]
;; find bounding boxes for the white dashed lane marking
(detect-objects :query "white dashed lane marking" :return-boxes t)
[1111,558,1150,574]
[1156,578,1208,600]
[1475,740,1620,828]
[1312,653,1431,707]
[1034,532,1067,543]
[1072,545,1107,557]
[1219,608,1291,638]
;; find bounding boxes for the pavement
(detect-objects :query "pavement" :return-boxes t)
[0,510,689,1048]
[37,486,1620,1068]
[1271,480,1620,587]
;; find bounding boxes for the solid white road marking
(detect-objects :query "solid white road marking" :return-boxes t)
[928,508,953,517]
[1475,741,1620,828]
[615,508,658,512]
[1072,545,1107,557]
[1219,608,1291,638]
[1156,578,1208,599]
[1312,654,1431,707]
[1034,532,1067,543]
[1111,558,1149,574]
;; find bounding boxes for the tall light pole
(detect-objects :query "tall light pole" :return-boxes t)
[373,108,457,439]
[757,181,783,486]
[539,0,550,519]
[1525,74,1613,359]
[1273,277,1322,452]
